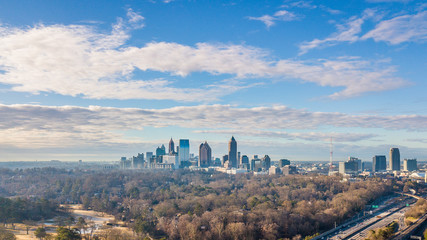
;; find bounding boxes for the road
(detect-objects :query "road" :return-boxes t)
[315,196,415,240]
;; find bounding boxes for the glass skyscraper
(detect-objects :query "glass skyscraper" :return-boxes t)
[389,148,400,171]
[179,139,190,164]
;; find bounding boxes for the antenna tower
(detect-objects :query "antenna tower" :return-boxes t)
[329,137,333,171]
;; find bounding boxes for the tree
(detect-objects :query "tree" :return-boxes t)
[23,220,36,235]
[35,227,47,240]
[0,227,16,240]
[56,227,81,240]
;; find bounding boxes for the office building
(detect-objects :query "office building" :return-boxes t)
[156,145,166,156]
[222,155,228,166]
[278,159,291,168]
[241,155,249,165]
[390,148,400,171]
[262,155,271,171]
[349,157,362,171]
[228,136,237,168]
[251,158,262,172]
[339,159,358,175]
[132,153,144,169]
[199,141,212,167]
[373,155,386,172]
[169,138,176,155]
[403,159,417,172]
[179,139,190,164]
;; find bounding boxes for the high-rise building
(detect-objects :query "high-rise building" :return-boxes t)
[403,159,417,171]
[373,155,386,172]
[339,158,358,175]
[132,153,144,169]
[169,138,176,155]
[238,152,241,166]
[146,152,153,161]
[156,145,166,156]
[179,139,190,164]
[390,148,400,171]
[228,136,237,168]
[349,157,362,171]
[241,155,250,169]
[278,159,291,168]
[199,141,212,167]
[262,155,271,171]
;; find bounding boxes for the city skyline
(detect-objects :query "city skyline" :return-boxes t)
[0,1,426,162]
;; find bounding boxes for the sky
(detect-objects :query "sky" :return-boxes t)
[0,0,426,162]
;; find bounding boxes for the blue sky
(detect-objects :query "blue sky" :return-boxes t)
[0,0,426,162]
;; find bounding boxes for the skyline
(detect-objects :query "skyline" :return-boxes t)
[0,0,426,162]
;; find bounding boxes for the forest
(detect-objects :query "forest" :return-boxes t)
[0,167,400,239]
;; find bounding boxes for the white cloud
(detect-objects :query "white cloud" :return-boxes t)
[299,9,375,54]
[0,15,406,100]
[362,11,427,44]
[194,129,377,142]
[126,8,145,29]
[248,10,298,28]
[299,9,426,54]
[1,104,427,149]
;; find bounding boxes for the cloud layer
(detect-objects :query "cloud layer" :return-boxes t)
[1,104,427,149]
[0,11,407,100]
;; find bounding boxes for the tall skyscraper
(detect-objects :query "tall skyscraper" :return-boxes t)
[373,155,386,172]
[390,148,400,171]
[228,136,237,168]
[179,139,190,164]
[169,138,176,155]
[199,141,212,167]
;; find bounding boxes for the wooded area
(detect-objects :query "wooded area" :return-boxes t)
[0,168,398,239]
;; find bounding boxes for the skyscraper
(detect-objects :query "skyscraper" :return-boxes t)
[179,139,190,164]
[156,145,166,156]
[389,148,400,171]
[228,136,237,168]
[262,155,271,171]
[169,138,176,155]
[373,155,386,172]
[199,141,212,167]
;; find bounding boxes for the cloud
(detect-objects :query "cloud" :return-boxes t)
[1,104,427,149]
[299,9,426,54]
[299,9,376,54]
[0,14,406,100]
[126,8,145,29]
[194,129,377,142]
[361,10,427,44]
[248,10,298,28]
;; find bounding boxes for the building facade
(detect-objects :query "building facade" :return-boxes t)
[373,155,386,172]
[228,136,238,168]
[179,139,190,164]
[389,148,400,171]
[403,159,417,171]
[169,138,176,155]
[199,141,212,167]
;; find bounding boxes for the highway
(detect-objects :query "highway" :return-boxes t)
[314,196,415,240]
